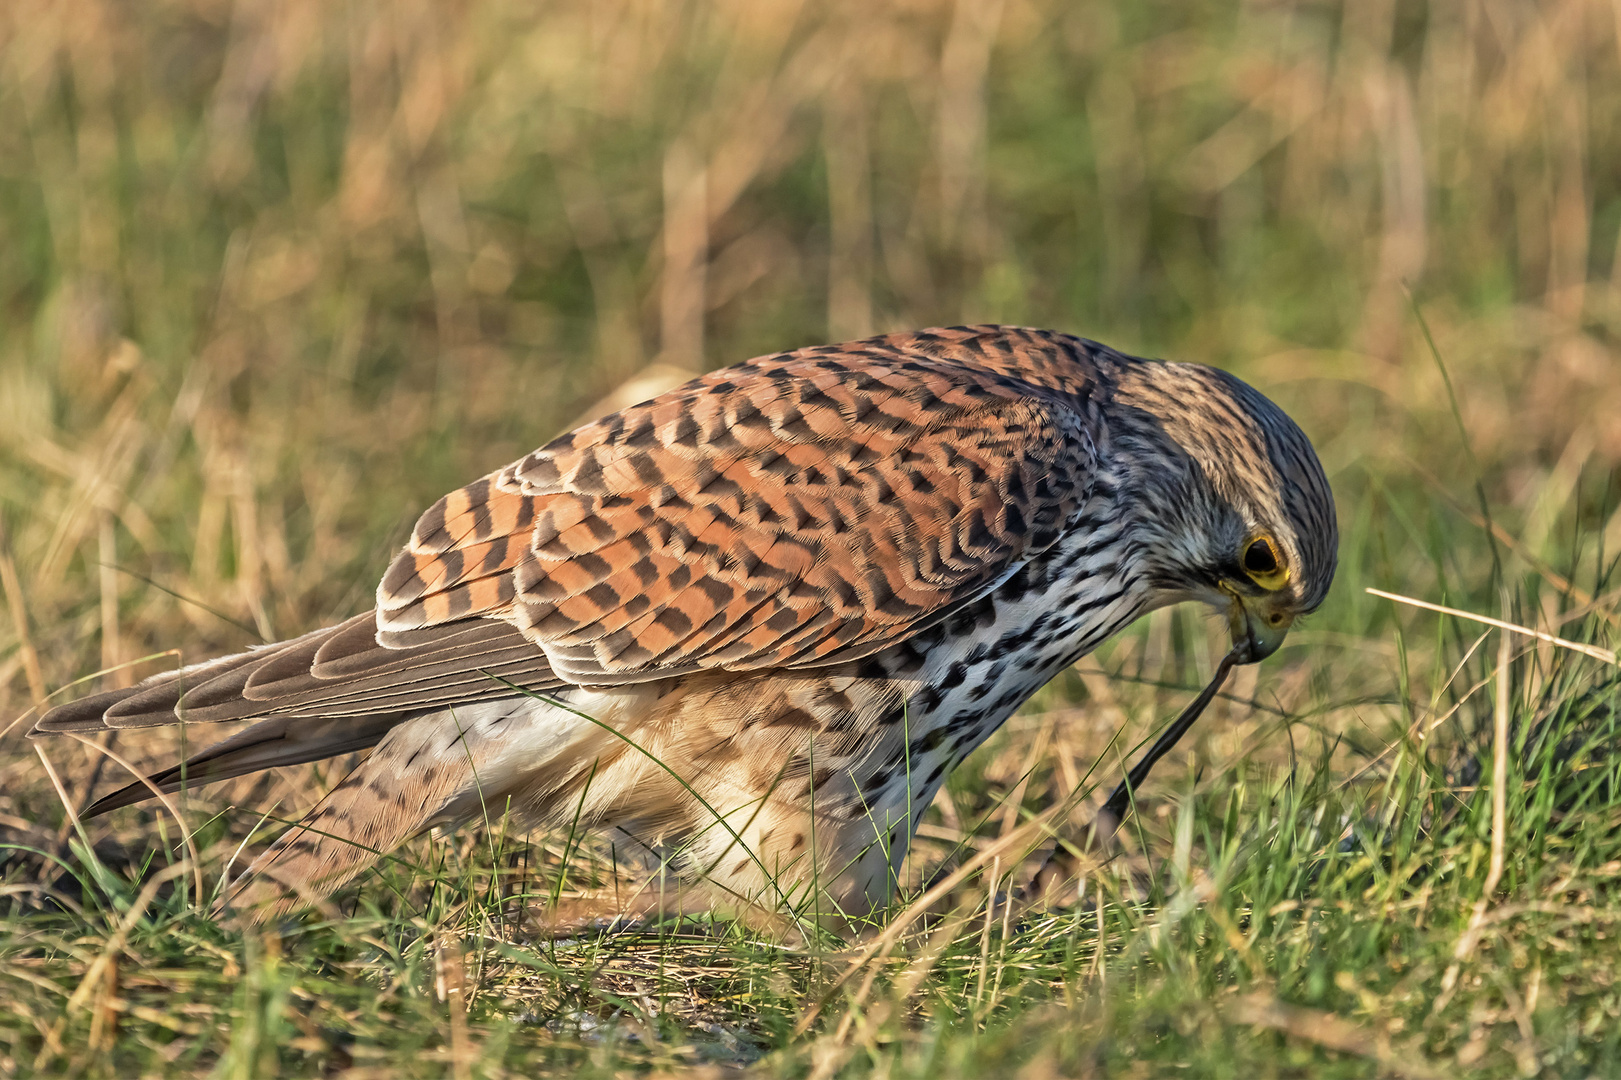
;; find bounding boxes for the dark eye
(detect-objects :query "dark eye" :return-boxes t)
[1243,538,1279,576]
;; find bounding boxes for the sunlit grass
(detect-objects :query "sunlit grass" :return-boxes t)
[4,0,1621,1074]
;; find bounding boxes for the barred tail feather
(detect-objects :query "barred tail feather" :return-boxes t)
[221,721,466,919]
[220,697,594,921]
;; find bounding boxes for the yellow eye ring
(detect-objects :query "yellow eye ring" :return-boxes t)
[1241,534,1290,591]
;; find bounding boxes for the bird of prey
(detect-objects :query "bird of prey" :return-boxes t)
[33,326,1336,923]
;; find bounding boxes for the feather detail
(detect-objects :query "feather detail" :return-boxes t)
[376,327,1105,683]
[82,714,403,816]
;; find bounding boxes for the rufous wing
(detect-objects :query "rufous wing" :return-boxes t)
[376,327,1102,684]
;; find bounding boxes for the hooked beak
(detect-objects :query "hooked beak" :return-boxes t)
[1221,584,1294,664]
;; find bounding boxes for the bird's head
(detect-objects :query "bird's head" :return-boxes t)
[1103,355,1338,665]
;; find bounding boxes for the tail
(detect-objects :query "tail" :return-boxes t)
[23,602,585,923]
[223,766,426,921]
[28,611,560,817]
[82,714,404,816]
[220,708,516,922]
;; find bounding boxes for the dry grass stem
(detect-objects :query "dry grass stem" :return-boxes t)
[1366,588,1618,666]
[5,0,1621,1072]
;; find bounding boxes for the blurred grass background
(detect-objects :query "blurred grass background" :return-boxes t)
[4,0,1621,1076]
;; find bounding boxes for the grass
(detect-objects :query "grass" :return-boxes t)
[4,0,1621,1074]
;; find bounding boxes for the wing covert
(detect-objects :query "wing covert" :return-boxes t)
[376,326,1105,684]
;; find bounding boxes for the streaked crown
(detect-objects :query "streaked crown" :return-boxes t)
[1101,353,1338,618]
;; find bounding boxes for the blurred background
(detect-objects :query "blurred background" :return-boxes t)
[1,0,1619,837]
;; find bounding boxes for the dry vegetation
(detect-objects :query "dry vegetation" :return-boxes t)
[3,0,1621,1075]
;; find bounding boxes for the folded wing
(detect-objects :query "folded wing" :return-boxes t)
[379,327,1102,684]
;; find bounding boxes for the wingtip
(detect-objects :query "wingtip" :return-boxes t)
[30,685,138,737]
[81,782,149,818]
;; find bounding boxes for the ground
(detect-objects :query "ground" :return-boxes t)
[3,0,1621,1076]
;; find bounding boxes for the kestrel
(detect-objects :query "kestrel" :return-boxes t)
[33,326,1336,922]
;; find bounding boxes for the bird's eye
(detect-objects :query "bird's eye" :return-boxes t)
[1241,535,1288,590]
[1243,539,1277,574]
